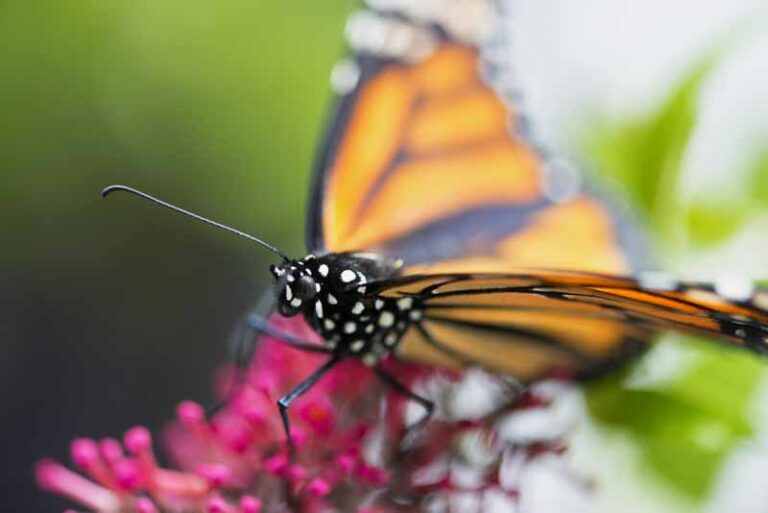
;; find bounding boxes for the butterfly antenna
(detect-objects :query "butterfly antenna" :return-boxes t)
[102,185,291,262]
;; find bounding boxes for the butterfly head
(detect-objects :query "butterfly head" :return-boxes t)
[270,259,320,317]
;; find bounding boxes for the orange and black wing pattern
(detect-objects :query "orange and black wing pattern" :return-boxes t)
[369,271,768,380]
[305,5,768,381]
[306,9,647,276]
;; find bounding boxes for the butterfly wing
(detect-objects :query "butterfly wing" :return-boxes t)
[304,5,768,382]
[306,7,647,275]
[366,271,768,380]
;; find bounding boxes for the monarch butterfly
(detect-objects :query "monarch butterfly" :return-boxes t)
[104,3,768,450]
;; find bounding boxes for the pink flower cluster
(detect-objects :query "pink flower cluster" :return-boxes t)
[36,316,573,512]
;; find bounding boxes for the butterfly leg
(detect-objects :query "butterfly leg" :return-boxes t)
[208,313,333,417]
[245,313,335,354]
[278,355,342,452]
[374,366,435,433]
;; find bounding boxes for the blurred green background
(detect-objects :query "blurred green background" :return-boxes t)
[1,1,766,512]
[1,1,349,511]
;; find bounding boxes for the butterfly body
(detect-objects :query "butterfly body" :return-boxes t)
[270,252,420,366]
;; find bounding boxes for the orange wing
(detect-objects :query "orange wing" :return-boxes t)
[306,10,647,276]
[368,271,768,380]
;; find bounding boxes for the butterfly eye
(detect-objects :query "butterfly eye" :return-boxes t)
[295,275,317,301]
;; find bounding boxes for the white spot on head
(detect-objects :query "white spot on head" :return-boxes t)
[365,324,375,334]
[324,319,335,330]
[351,302,365,315]
[305,254,316,260]
[350,339,365,352]
[378,311,395,327]
[315,301,324,318]
[397,297,414,310]
[318,264,329,277]
[340,269,356,283]
[409,310,422,321]
[290,298,302,308]
[327,294,338,305]
[344,322,357,334]
[285,286,293,301]
[315,283,321,293]
[375,299,384,310]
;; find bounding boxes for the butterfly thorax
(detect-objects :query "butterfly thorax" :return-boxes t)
[270,252,421,366]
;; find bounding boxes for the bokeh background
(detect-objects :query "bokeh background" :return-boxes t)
[2,0,766,511]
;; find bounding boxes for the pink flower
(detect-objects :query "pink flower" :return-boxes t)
[36,316,579,512]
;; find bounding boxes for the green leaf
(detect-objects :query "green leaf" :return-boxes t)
[586,335,764,499]
[748,150,768,205]
[684,147,768,248]
[584,57,716,251]
[685,201,752,247]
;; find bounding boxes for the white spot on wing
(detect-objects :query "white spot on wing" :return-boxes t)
[352,302,365,315]
[330,58,360,94]
[340,269,356,283]
[324,319,335,330]
[344,322,357,334]
[327,294,338,305]
[350,339,365,352]
[315,301,324,318]
[290,298,302,308]
[318,264,329,277]
[285,286,293,301]
[638,271,678,291]
[715,276,754,302]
